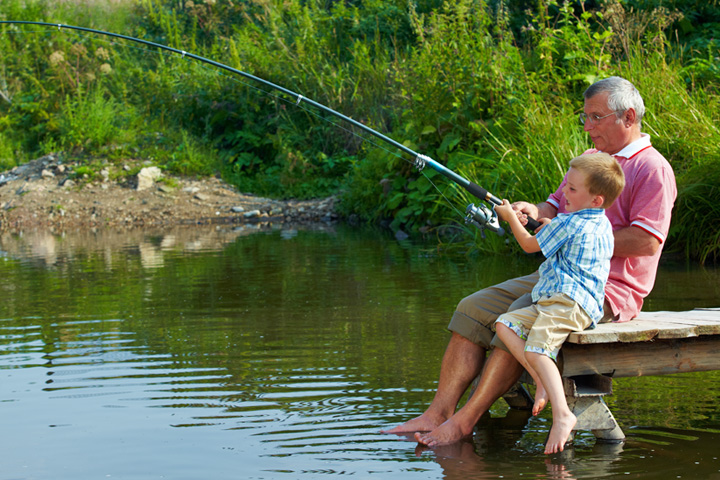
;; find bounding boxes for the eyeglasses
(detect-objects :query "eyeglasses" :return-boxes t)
[579,112,616,125]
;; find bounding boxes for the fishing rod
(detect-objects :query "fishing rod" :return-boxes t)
[0,20,541,235]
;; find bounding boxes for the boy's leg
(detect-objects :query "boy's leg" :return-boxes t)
[525,352,576,454]
[495,305,549,415]
[523,294,594,454]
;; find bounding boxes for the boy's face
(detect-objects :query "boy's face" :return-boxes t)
[562,168,603,212]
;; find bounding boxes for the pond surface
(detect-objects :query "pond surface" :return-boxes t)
[0,224,719,480]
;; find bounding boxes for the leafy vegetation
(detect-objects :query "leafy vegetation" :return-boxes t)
[0,0,718,261]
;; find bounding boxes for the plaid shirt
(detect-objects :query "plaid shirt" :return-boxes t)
[533,208,614,326]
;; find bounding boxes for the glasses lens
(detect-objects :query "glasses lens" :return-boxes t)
[578,113,587,125]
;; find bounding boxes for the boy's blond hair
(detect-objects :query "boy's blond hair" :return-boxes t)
[569,153,625,208]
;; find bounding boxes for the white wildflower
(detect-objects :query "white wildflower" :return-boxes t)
[70,44,88,57]
[95,47,110,60]
[49,51,65,66]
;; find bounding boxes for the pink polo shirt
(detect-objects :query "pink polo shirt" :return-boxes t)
[547,134,677,322]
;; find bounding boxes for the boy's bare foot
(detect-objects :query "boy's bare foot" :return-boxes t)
[544,412,577,454]
[414,417,472,447]
[533,384,549,416]
[381,411,446,435]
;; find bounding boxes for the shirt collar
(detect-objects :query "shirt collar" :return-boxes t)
[611,133,652,159]
[559,208,605,218]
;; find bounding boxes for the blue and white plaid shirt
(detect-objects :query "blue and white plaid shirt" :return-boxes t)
[533,208,614,326]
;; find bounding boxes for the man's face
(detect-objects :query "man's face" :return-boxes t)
[583,91,628,154]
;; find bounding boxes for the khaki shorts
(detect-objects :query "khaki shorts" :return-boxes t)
[448,272,539,350]
[495,293,593,360]
[448,271,616,352]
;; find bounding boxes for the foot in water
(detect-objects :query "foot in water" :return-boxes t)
[544,412,577,454]
[413,417,472,447]
[380,411,446,435]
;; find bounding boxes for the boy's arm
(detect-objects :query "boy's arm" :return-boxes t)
[495,200,544,254]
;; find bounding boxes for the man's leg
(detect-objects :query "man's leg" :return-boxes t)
[414,347,524,446]
[381,332,486,434]
[382,272,539,437]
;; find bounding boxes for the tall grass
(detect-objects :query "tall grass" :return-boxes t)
[0,0,718,260]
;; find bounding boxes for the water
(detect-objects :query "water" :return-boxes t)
[0,225,719,480]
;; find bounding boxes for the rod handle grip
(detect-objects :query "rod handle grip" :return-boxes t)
[526,216,542,231]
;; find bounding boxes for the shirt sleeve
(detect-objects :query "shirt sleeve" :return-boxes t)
[536,215,569,258]
[546,178,566,210]
[626,159,676,243]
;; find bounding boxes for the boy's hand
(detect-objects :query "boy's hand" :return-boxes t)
[494,199,514,222]
[535,217,552,233]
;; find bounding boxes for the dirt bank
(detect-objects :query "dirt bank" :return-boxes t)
[0,155,340,233]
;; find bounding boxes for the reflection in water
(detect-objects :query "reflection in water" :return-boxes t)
[0,224,311,268]
[0,225,718,479]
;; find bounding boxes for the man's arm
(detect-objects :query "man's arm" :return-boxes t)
[519,202,660,257]
[612,226,662,257]
[536,202,558,220]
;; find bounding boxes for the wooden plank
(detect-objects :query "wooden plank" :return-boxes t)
[656,320,720,337]
[560,336,720,378]
[566,308,720,345]
[566,319,662,344]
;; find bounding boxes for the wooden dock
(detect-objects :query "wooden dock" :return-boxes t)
[505,308,720,442]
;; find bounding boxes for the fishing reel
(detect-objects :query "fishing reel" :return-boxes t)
[465,203,505,238]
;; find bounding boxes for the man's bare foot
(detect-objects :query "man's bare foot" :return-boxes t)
[381,411,447,435]
[544,412,577,454]
[414,417,472,447]
[533,384,549,416]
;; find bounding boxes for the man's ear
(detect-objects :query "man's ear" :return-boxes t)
[592,194,605,208]
[624,108,637,127]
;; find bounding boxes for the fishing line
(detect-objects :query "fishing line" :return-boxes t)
[167,45,469,221]
[2,22,471,222]
[0,21,541,234]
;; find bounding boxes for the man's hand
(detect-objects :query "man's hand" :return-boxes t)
[509,201,538,226]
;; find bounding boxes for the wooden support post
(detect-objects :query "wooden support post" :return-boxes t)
[564,375,625,443]
[501,381,534,410]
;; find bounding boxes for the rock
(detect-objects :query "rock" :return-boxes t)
[231,206,245,213]
[41,169,55,178]
[136,167,163,191]
[394,229,409,241]
[243,210,261,218]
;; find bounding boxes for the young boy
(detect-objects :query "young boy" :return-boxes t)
[493,152,625,455]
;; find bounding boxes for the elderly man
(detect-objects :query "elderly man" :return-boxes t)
[383,76,677,446]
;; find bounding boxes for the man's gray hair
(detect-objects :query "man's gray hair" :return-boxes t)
[584,76,645,127]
